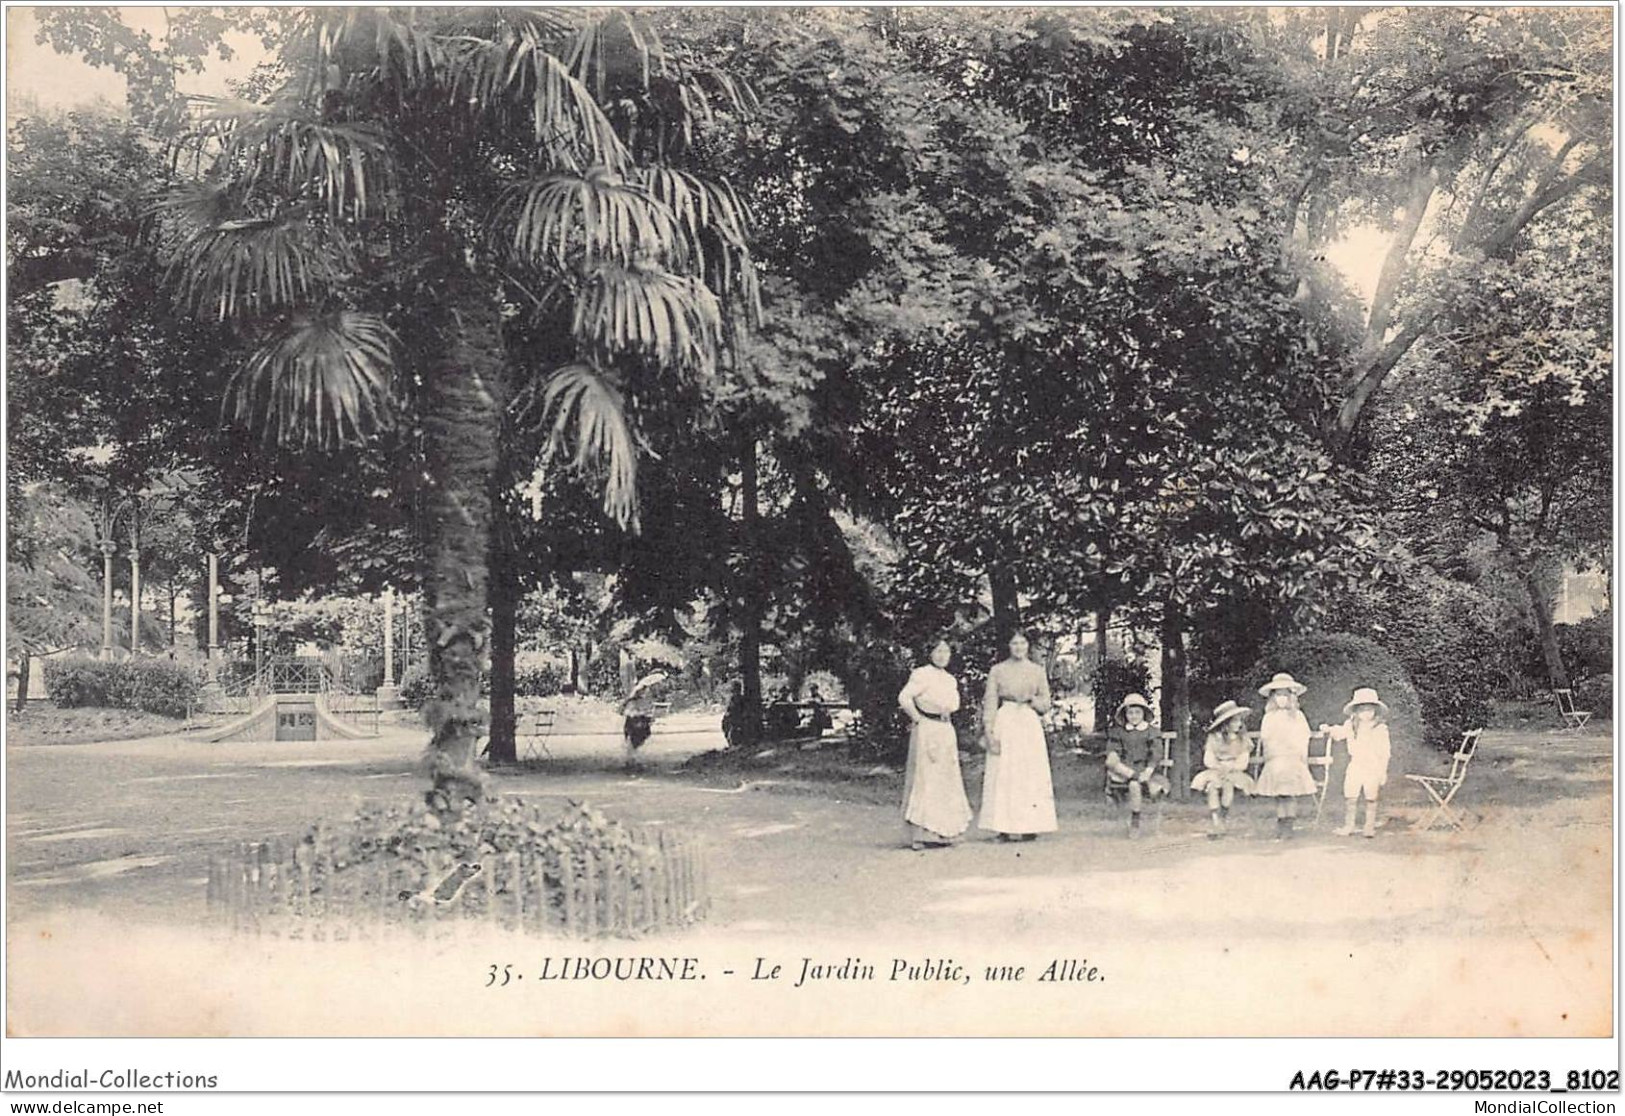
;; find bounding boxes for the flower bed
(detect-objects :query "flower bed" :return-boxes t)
[207,799,709,939]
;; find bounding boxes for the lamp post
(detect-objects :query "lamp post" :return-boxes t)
[99,539,117,660]
[378,588,399,705]
[206,553,220,679]
[252,599,269,688]
[127,512,142,657]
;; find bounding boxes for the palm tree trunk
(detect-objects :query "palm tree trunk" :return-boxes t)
[736,426,763,746]
[419,268,504,811]
[486,507,519,765]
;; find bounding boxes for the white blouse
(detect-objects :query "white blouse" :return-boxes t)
[899,665,961,718]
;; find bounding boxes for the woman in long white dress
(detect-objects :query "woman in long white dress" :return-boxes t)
[978,631,1057,841]
[898,639,973,850]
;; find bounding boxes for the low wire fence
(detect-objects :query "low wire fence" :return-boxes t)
[206,824,710,940]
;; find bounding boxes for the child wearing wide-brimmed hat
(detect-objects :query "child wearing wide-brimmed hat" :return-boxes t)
[1105,693,1166,838]
[1254,672,1317,839]
[1320,687,1392,838]
[1192,700,1255,838]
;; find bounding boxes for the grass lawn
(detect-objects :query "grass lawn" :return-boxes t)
[4,703,192,747]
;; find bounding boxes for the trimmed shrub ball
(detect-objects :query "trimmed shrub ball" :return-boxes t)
[1240,634,1435,796]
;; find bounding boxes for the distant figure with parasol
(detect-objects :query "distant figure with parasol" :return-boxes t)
[621,671,667,769]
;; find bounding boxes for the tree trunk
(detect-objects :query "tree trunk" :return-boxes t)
[1161,608,1192,799]
[1524,565,1571,690]
[14,655,30,714]
[736,427,763,746]
[1330,154,1605,451]
[989,560,1021,645]
[486,507,519,766]
[418,266,504,812]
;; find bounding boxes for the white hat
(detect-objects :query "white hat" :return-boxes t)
[1207,700,1252,732]
[1115,693,1152,724]
[1258,672,1308,697]
[1343,687,1389,717]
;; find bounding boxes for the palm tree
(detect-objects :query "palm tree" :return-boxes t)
[161,9,757,811]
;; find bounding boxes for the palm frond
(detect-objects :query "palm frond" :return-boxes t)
[521,361,641,529]
[193,96,394,221]
[311,8,444,92]
[638,166,752,249]
[160,185,352,320]
[498,169,693,270]
[446,25,630,172]
[574,263,724,377]
[565,11,664,103]
[227,311,397,449]
[634,166,763,325]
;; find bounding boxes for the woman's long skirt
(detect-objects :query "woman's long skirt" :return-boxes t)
[902,720,973,839]
[978,705,1058,835]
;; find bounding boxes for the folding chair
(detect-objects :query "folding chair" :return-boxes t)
[1404,728,1485,831]
[520,708,557,762]
[1307,731,1335,824]
[1554,689,1592,732]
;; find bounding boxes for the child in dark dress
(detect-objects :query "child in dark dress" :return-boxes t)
[1105,693,1165,838]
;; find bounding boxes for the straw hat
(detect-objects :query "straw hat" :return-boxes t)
[1342,687,1389,717]
[1207,700,1252,732]
[1115,693,1152,724]
[1257,672,1308,697]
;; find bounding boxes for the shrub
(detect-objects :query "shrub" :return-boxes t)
[44,656,203,718]
[514,661,565,698]
[845,640,914,763]
[1572,673,1612,719]
[583,650,622,696]
[1242,633,1430,785]
[397,663,431,709]
[344,655,384,694]
[1558,611,1612,683]
[1321,573,1508,746]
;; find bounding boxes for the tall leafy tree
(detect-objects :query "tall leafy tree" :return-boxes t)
[1365,196,1611,689]
[1260,6,1612,449]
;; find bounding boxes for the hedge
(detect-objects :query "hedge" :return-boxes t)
[1240,633,1432,787]
[1572,673,1612,720]
[43,656,204,719]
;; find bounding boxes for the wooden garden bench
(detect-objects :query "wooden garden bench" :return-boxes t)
[1554,689,1592,732]
[1404,727,1485,831]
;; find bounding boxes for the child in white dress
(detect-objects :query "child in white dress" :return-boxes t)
[1191,700,1255,838]
[1254,672,1316,840]
[1321,687,1392,839]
